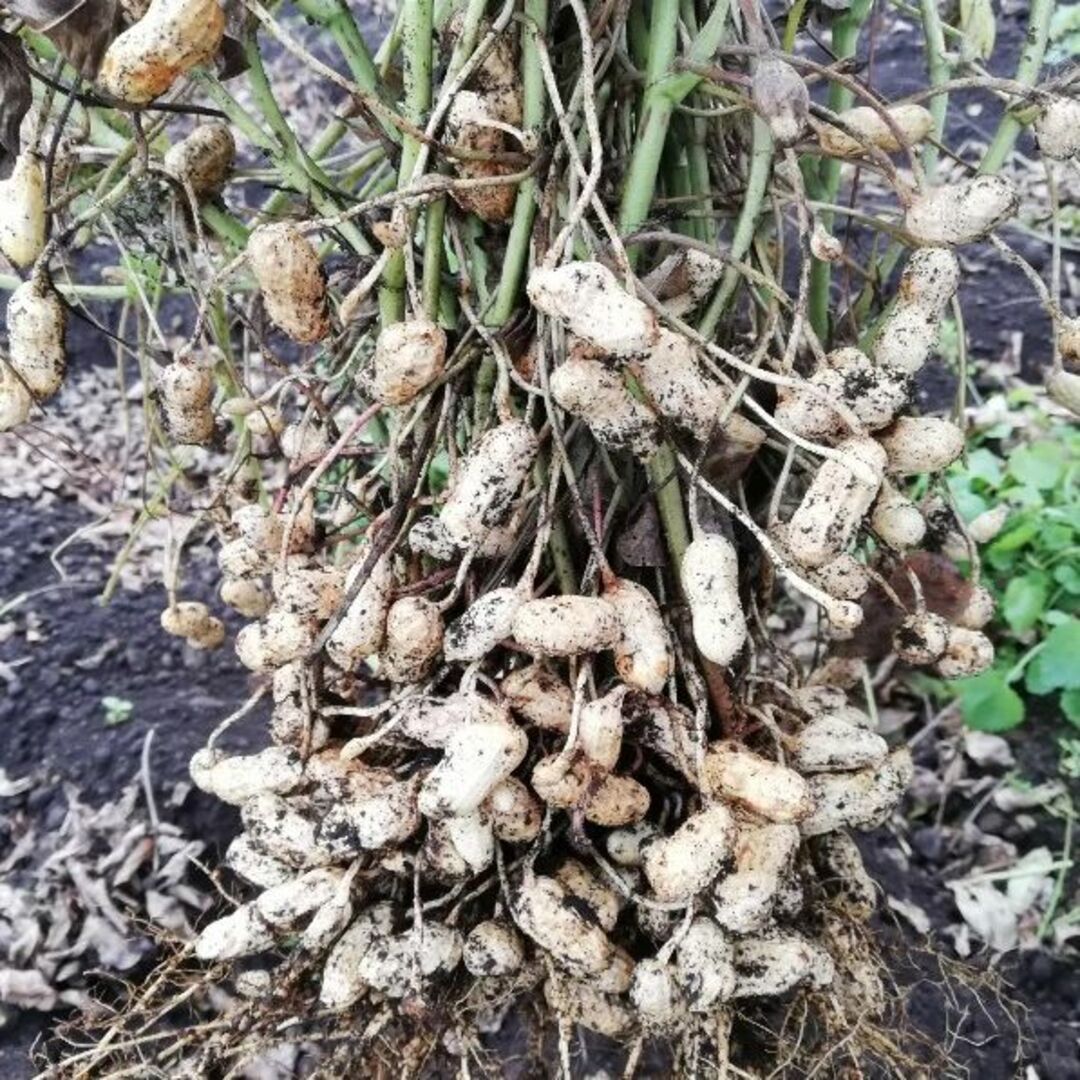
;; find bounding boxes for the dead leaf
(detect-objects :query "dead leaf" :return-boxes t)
[5,0,122,76]
[1004,847,1054,916]
[949,880,1018,951]
[0,30,32,178]
[616,499,665,567]
[963,730,1015,769]
[887,896,932,935]
[0,968,58,1010]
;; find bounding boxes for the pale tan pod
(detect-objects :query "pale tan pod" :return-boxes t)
[675,917,736,1011]
[702,742,813,822]
[904,176,1019,246]
[967,504,1009,544]
[0,365,33,431]
[319,902,396,1009]
[818,102,934,157]
[681,534,747,666]
[443,587,520,663]
[440,419,538,545]
[543,972,633,1038]
[877,416,964,474]
[394,693,471,748]
[159,359,215,445]
[224,833,293,888]
[325,550,394,668]
[550,356,660,458]
[184,615,224,648]
[236,609,316,671]
[408,515,460,560]
[634,328,732,443]
[527,260,659,357]
[1033,97,1080,160]
[6,280,66,399]
[731,931,835,998]
[786,436,887,568]
[161,600,212,638]
[163,122,235,196]
[751,56,809,146]
[934,626,994,678]
[194,904,274,962]
[554,858,622,933]
[98,0,225,103]
[1060,317,1080,362]
[280,420,330,463]
[371,319,446,405]
[301,873,357,952]
[629,694,699,782]
[381,596,443,681]
[811,552,871,601]
[792,685,874,730]
[220,575,271,618]
[255,868,343,928]
[463,920,525,977]
[641,802,737,902]
[871,306,940,376]
[0,153,46,268]
[418,711,528,817]
[444,88,522,223]
[443,810,495,873]
[243,402,285,438]
[606,820,657,866]
[791,716,888,773]
[202,746,303,805]
[316,774,421,856]
[241,793,324,867]
[246,223,330,344]
[603,577,673,694]
[578,686,629,771]
[1047,369,1080,417]
[424,813,489,878]
[484,776,543,843]
[501,663,573,732]
[893,610,950,665]
[713,823,801,933]
[871,480,926,548]
[514,874,614,977]
[511,595,620,656]
[272,558,344,622]
[954,584,995,630]
[584,773,651,827]
[799,748,914,836]
[893,247,962,311]
[630,958,684,1028]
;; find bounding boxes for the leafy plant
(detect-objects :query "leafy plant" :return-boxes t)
[945,399,1080,732]
[101,695,134,727]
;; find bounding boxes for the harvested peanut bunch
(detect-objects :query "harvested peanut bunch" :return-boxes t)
[8,0,1070,1070]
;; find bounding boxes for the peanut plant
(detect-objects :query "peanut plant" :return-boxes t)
[1,0,1077,1072]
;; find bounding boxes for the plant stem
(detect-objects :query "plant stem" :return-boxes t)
[380,0,435,324]
[806,0,873,342]
[487,0,550,325]
[698,115,773,337]
[918,0,950,178]
[978,0,1053,174]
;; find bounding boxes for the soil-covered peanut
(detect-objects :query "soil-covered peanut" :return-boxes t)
[904,176,1018,246]
[371,319,446,405]
[0,153,46,267]
[98,0,225,103]
[550,356,660,458]
[713,823,800,933]
[641,803,737,902]
[246,223,330,344]
[818,102,934,157]
[681,534,746,666]
[501,663,573,732]
[604,577,673,693]
[527,260,659,356]
[877,416,964,474]
[511,595,620,656]
[702,742,812,822]
[164,122,235,196]
[6,280,66,400]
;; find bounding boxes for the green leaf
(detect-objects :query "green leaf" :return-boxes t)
[1026,619,1080,695]
[101,695,134,727]
[959,0,996,59]
[987,516,1039,557]
[1007,442,1067,491]
[956,671,1025,732]
[1002,572,1050,634]
[1062,689,1080,727]
[963,448,1004,489]
[1041,523,1075,552]
[1053,563,1080,595]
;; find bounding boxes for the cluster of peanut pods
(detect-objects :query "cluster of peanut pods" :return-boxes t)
[4,0,1080,1043]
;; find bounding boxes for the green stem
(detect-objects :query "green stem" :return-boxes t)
[978,0,1053,174]
[380,0,435,324]
[698,115,773,338]
[918,0,950,177]
[487,0,550,325]
[806,0,873,342]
